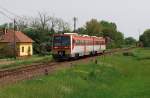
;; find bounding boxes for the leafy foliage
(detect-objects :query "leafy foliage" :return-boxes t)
[1,13,137,54]
[20,13,71,55]
[140,29,150,47]
[0,44,14,58]
[125,37,136,45]
[23,28,53,55]
[78,19,124,48]
[85,19,102,36]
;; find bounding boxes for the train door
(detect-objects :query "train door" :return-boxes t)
[93,38,95,54]
[84,40,86,55]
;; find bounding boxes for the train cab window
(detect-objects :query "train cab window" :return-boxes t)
[61,36,70,46]
[53,36,70,46]
[53,36,62,46]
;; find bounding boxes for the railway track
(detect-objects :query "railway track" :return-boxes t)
[0,47,135,86]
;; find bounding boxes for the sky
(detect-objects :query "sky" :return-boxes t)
[0,0,150,39]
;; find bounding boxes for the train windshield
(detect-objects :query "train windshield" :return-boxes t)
[53,36,70,46]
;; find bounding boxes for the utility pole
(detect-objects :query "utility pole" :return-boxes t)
[73,17,77,32]
[138,29,141,41]
[138,29,141,47]
[13,19,16,59]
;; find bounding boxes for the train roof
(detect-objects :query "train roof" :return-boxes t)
[64,33,78,35]
[53,33,105,39]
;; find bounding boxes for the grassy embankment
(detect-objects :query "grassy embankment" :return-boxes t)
[0,48,149,98]
[0,55,52,70]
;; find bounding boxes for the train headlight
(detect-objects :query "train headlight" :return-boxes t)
[54,47,58,49]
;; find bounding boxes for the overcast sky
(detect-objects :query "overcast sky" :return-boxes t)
[0,0,150,39]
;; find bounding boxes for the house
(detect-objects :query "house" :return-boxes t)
[0,30,34,57]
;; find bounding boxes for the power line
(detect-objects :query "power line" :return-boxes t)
[0,10,13,20]
[0,9,17,59]
[0,5,20,18]
[0,9,22,28]
[0,10,19,28]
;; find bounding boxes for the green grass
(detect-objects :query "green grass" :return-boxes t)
[0,55,52,70]
[0,48,150,98]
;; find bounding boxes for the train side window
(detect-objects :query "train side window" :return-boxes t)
[77,40,79,45]
[76,40,78,45]
[79,40,82,45]
[82,40,84,45]
[77,40,80,45]
[80,40,82,45]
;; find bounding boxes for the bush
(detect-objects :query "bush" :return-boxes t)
[0,44,14,58]
[123,52,135,56]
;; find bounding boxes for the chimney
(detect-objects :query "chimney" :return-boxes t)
[4,29,7,34]
[1,28,7,35]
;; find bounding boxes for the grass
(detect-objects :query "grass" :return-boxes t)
[0,48,150,98]
[0,55,52,70]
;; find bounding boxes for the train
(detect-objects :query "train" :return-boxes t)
[52,33,106,60]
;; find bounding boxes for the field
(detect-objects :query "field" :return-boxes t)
[0,48,150,98]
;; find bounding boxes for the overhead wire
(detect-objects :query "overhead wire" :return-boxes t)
[0,6,26,28]
[0,10,14,21]
[0,4,21,18]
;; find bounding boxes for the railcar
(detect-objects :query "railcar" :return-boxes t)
[52,33,106,60]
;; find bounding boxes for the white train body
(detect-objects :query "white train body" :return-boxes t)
[52,33,106,59]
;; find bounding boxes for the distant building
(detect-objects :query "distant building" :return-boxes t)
[0,30,34,57]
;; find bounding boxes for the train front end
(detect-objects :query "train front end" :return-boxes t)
[52,34,71,60]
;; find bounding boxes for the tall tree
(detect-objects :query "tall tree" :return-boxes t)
[125,37,136,46]
[100,20,117,32]
[15,16,29,31]
[100,21,124,48]
[140,29,150,47]
[22,12,71,54]
[85,19,102,36]
[77,27,86,34]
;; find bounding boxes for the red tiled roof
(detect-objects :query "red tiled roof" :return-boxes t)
[0,30,34,43]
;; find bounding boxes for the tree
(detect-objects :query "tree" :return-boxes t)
[140,29,150,47]
[100,20,117,32]
[78,19,124,48]
[15,16,29,31]
[77,27,86,34]
[85,19,102,36]
[0,23,9,30]
[22,12,71,54]
[100,21,124,48]
[55,18,71,33]
[125,37,136,46]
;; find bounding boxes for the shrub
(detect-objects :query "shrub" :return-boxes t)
[123,52,134,56]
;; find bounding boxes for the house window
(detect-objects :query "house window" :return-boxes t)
[28,46,31,52]
[22,47,24,52]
